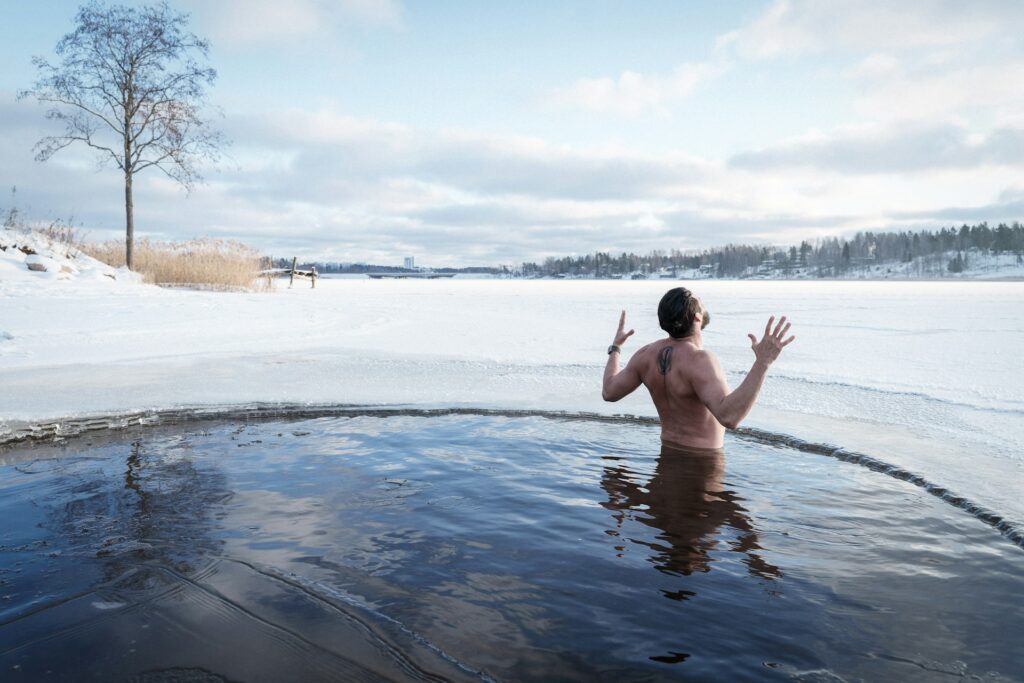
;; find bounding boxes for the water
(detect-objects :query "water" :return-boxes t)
[1,413,1021,681]
[2,280,1021,534]
[428,279,1023,530]
[687,281,1024,532]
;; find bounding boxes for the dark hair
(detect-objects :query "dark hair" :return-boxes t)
[658,287,701,338]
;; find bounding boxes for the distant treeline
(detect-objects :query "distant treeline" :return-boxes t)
[269,258,502,275]
[520,222,1024,278]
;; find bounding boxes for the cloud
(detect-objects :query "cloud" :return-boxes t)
[717,0,1021,60]
[849,53,900,80]
[852,60,1024,123]
[189,0,402,46]
[894,187,1024,224]
[547,62,726,117]
[10,1,1024,268]
[4,91,1019,267]
[715,0,1024,138]
[229,109,714,203]
[730,122,1024,173]
[2,95,721,264]
[658,205,862,245]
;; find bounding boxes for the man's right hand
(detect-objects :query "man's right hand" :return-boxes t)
[613,310,635,347]
[603,310,641,402]
[747,315,795,366]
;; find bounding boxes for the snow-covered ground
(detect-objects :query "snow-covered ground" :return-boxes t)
[631,249,1024,281]
[792,249,1024,280]
[2,229,1023,534]
[0,229,139,287]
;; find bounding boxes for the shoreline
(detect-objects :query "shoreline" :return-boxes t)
[1,278,1021,552]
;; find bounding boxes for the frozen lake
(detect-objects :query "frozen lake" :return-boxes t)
[1,278,1022,536]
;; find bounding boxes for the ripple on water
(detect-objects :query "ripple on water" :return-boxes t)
[0,413,1021,682]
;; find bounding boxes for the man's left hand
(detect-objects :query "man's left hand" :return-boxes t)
[747,315,795,366]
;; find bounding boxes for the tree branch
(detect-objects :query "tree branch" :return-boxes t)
[24,1,225,198]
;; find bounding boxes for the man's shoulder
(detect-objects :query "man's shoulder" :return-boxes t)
[687,346,716,360]
[682,346,721,377]
[671,344,718,374]
[633,339,677,358]
[632,341,657,356]
[627,341,663,370]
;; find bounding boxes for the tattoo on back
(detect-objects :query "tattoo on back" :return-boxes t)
[658,346,673,376]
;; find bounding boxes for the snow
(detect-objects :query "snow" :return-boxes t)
[2,228,1023,533]
[829,250,1024,280]
[700,250,1024,280]
[0,229,128,289]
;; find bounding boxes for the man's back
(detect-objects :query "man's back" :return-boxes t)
[630,339,725,450]
[601,288,794,450]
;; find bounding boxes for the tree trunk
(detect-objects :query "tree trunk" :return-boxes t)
[125,171,134,270]
[124,78,134,271]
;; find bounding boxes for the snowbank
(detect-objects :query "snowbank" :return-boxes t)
[0,229,142,292]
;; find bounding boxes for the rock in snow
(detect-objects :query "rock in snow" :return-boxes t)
[24,254,67,274]
[1,229,122,286]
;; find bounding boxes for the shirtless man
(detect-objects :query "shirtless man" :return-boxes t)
[602,287,795,450]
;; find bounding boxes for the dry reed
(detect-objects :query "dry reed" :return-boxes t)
[82,238,272,291]
[37,218,86,251]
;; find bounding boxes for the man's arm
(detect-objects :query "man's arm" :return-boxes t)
[691,316,794,429]
[602,310,642,402]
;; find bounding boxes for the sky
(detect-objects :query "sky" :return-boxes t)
[2,0,1024,267]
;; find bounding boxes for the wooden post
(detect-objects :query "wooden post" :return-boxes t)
[311,266,317,289]
[289,256,297,288]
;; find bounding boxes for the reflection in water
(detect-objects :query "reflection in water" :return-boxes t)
[7,430,477,682]
[74,437,229,580]
[601,443,781,584]
[4,416,1023,682]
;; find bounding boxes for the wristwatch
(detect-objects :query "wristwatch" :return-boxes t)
[607,344,621,355]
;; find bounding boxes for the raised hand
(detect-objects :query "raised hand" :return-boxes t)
[747,315,795,366]
[613,310,635,347]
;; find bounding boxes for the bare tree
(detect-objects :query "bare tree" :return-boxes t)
[20,1,224,269]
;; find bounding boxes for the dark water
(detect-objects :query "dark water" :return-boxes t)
[0,415,1021,682]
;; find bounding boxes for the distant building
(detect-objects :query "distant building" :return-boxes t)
[404,256,415,269]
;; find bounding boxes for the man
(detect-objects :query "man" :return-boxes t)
[602,287,794,450]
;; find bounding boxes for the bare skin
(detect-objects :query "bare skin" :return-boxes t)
[602,303,795,449]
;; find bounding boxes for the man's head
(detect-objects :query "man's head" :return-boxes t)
[658,287,709,339]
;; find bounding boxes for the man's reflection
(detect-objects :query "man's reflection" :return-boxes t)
[601,443,780,585]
